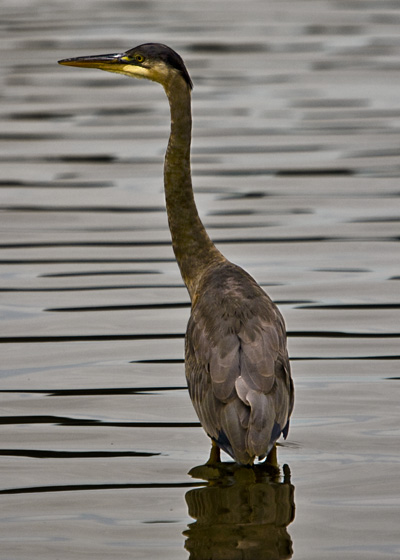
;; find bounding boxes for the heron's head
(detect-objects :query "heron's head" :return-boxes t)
[58,43,193,90]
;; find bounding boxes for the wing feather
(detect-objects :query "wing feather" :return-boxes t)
[185,262,293,464]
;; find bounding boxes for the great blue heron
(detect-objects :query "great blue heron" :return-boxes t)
[58,43,294,465]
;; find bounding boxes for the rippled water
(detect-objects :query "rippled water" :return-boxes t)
[1,1,400,558]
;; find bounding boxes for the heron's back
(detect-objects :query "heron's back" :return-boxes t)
[185,261,293,465]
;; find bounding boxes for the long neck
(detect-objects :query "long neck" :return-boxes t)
[163,77,224,299]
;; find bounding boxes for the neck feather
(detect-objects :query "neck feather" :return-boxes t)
[163,77,224,299]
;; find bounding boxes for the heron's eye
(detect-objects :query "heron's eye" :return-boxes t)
[134,54,144,63]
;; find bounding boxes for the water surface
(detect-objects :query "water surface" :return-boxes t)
[1,1,400,558]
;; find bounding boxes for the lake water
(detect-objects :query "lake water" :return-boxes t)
[1,0,400,558]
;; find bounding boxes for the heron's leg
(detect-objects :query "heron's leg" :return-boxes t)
[266,444,278,467]
[206,440,221,464]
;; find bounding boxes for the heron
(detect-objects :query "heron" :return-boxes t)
[58,43,294,466]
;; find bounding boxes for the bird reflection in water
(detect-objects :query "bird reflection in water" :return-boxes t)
[184,461,295,560]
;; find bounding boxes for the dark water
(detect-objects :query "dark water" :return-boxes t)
[1,1,400,558]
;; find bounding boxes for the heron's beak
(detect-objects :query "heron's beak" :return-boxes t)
[58,52,125,72]
[58,52,152,80]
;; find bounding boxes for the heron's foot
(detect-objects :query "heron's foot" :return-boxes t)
[266,444,278,468]
[206,441,221,465]
[188,442,234,481]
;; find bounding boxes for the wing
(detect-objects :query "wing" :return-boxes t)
[185,264,293,464]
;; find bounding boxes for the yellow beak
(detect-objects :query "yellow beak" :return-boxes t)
[58,52,126,71]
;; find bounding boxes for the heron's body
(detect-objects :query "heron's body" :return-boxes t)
[59,43,294,465]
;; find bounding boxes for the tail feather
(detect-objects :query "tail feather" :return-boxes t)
[220,400,252,464]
